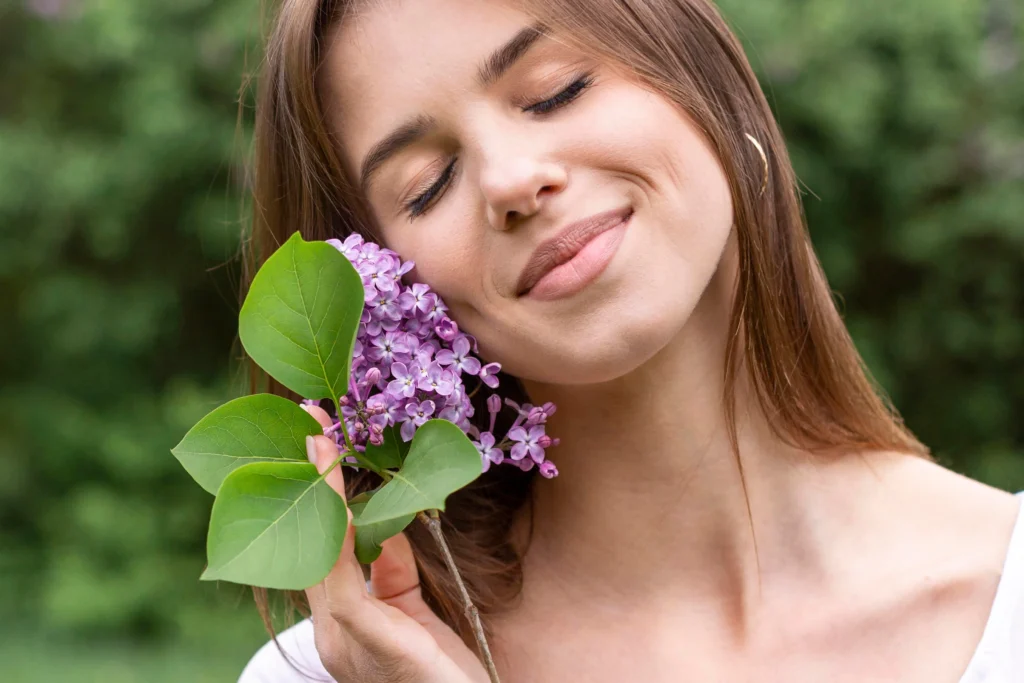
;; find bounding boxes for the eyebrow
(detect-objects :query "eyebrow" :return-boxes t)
[357,21,549,195]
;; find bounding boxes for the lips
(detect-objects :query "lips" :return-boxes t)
[515,206,633,297]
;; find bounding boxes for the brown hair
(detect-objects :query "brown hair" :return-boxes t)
[240,0,930,649]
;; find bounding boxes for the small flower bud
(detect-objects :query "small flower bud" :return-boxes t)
[487,394,502,415]
[526,407,546,425]
[370,423,384,434]
[338,395,350,406]
[369,432,384,446]
[537,434,552,448]
[480,363,501,389]
[435,317,458,341]
[364,367,381,386]
[539,460,559,478]
[353,421,364,432]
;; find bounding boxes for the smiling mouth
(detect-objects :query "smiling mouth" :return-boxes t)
[516,206,633,300]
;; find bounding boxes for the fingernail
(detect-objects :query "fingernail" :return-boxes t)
[306,435,317,465]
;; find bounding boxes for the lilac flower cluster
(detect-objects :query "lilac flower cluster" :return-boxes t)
[303,234,558,478]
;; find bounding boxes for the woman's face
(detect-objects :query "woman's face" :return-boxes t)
[322,0,734,385]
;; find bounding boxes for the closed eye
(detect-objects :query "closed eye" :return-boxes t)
[402,72,596,220]
[522,72,595,115]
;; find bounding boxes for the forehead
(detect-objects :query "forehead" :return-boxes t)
[321,0,534,171]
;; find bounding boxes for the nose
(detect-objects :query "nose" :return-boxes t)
[479,154,568,231]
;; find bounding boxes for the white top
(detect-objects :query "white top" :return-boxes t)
[239,491,1024,683]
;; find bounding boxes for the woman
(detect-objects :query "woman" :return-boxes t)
[237,0,1023,681]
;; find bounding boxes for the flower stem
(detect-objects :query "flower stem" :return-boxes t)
[331,397,387,477]
[417,510,501,683]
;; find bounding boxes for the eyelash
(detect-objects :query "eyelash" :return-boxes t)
[403,72,596,219]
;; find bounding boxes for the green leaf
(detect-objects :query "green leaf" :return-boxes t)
[171,394,323,494]
[362,425,405,471]
[347,487,381,506]
[349,499,415,564]
[352,420,482,528]
[239,231,364,401]
[201,461,347,590]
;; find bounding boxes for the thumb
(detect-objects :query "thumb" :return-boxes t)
[371,532,454,637]
[369,531,421,602]
[372,531,484,672]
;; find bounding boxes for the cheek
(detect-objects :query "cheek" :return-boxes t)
[383,209,490,325]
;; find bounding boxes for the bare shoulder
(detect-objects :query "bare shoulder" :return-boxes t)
[824,453,1024,680]
[891,454,1020,543]
[877,454,1022,614]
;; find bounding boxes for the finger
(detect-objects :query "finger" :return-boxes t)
[300,402,334,431]
[370,531,468,662]
[307,516,394,657]
[304,434,385,638]
[370,532,421,602]
[307,433,349,505]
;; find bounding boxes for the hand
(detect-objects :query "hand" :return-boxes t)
[301,404,491,683]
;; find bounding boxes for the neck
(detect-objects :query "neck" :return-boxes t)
[513,248,908,630]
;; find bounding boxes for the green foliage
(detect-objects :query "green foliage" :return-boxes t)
[175,228,483,590]
[171,393,324,494]
[363,425,408,471]
[0,0,269,654]
[717,0,1024,485]
[239,232,364,402]
[347,420,483,564]
[0,0,1020,676]
[203,461,348,590]
[349,501,415,565]
[353,420,483,527]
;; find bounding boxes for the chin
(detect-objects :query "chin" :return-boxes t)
[499,302,687,386]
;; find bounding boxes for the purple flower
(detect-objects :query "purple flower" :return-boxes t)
[406,399,435,424]
[421,293,448,322]
[439,405,471,432]
[418,362,455,396]
[512,457,536,472]
[474,432,503,473]
[479,362,501,389]
[526,405,548,425]
[373,289,403,321]
[398,283,432,314]
[538,460,559,478]
[411,340,437,367]
[445,383,472,412]
[368,330,409,365]
[357,256,395,292]
[314,233,558,476]
[435,334,482,375]
[387,362,417,398]
[401,399,436,441]
[509,425,547,464]
[435,317,459,342]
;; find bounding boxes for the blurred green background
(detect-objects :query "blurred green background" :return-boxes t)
[0,0,1020,680]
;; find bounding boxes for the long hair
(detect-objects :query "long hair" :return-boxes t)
[240,0,930,648]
